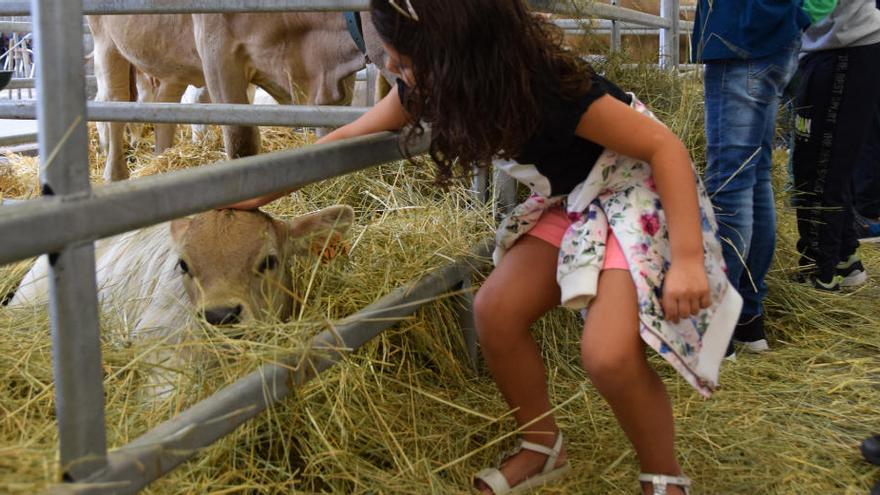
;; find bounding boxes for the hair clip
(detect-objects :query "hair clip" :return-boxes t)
[388,0,420,22]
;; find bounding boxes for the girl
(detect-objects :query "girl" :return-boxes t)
[233,1,741,493]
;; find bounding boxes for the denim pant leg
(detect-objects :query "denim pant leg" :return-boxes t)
[703,47,797,318]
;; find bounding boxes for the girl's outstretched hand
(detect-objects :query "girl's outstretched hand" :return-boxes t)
[661,258,711,323]
[225,189,294,210]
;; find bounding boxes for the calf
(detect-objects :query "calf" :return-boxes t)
[8,206,354,395]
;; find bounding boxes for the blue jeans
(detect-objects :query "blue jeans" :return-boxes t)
[703,44,798,319]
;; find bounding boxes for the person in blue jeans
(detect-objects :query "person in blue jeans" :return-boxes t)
[693,1,810,357]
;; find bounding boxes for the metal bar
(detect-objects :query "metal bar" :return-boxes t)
[4,77,35,89]
[0,131,428,265]
[4,71,366,91]
[456,278,480,370]
[31,0,108,482]
[0,0,372,15]
[471,165,489,203]
[555,19,693,33]
[609,0,621,52]
[492,166,518,216]
[530,0,672,29]
[0,131,36,146]
[46,239,493,495]
[365,63,377,107]
[0,100,370,126]
[0,0,671,26]
[0,20,32,32]
[659,0,680,69]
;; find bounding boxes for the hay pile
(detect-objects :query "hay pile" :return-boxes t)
[1,68,879,495]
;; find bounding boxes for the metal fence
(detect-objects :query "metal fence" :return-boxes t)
[0,0,690,493]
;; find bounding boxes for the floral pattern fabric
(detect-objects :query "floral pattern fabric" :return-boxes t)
[494,95,742,397]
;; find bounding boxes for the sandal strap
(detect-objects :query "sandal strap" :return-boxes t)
[474,467,511,494]
[638,473,691,495]
[518,432,563,474]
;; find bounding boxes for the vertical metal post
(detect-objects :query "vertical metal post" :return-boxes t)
[471,165,489,203]
[365,63,377,107]
[610,0,621,53]
[32,0,108,481]
[659,0,680,69]
[456,278,479,370]
[492,166,518,215]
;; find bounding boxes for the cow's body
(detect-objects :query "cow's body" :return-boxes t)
[9,207,354,395]
[88,13,388,181]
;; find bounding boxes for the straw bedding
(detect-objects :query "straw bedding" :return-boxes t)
[0,67,877,494]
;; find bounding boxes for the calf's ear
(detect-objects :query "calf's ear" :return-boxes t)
[170,217,192,245]
[282,205,354,256]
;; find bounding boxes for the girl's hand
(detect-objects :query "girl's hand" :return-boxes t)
[225,189,292,210]
[662,258,711,323]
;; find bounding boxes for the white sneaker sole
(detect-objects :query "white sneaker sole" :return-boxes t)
[858,235,880,244]
[742,339,769,352]
[841,270,868,287]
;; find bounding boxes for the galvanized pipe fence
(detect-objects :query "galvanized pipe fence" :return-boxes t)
[0,0,692,493]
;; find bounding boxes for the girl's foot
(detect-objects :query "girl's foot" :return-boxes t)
[639,473,690,495]
[473,435,568,494]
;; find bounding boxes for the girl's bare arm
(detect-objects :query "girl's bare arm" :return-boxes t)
[575,95,710,323]
[227,86,408,210]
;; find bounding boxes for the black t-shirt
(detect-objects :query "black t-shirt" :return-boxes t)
[397,72,632,196]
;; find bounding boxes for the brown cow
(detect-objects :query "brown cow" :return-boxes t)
[9,206,355,396]
[88,13,390,181]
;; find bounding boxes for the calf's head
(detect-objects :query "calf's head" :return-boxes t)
[169,206,354,326]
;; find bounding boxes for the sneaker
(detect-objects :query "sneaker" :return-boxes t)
[733,314,769,352]
[836,254,867,287]
[809,273,842,292]
[863,435,880,466]
[854,212,880,243]
[724,340,736,362]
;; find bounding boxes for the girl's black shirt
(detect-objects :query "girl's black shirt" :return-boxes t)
[397,72,632,196]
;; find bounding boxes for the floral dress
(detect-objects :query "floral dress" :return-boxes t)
[494,96,742,397]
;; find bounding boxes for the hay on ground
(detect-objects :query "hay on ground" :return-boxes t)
[0,66,878,495]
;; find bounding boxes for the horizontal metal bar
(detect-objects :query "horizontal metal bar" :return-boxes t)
[4,77,34,89]
[532,0,672,29]
[0,131,36,146]
[0,100,369,126]
[0,20,88,32]
[556,18,693,32]
[46,238,493,495]
[0,130,428,266]
[0,20,32,32]
[0,0,371,15]
[0,0,675,24]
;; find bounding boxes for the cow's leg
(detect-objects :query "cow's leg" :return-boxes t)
[128,69,157,148]
[153,81,188,154]
[195,23,259,158]
[93,43,132,181]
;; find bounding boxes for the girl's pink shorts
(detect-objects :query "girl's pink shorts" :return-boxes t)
[526,207,629,270]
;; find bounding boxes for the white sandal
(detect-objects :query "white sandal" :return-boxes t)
[472,433,570,494]
[639,473,692,495]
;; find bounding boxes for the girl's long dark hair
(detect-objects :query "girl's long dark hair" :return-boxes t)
[370,0,593,185]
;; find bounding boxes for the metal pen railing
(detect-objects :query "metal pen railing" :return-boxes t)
[0,1,691,493]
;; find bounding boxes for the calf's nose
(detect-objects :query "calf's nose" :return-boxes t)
[202,305,243,326]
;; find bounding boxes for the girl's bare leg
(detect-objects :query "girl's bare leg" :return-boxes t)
[472,236,567,493]
[581,269,684,495]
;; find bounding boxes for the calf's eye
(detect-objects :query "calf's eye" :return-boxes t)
[178,259,190,275]
[258,255,279,273]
